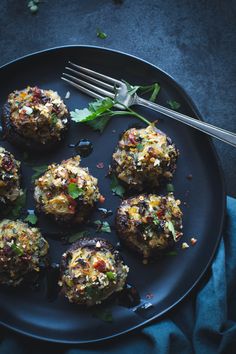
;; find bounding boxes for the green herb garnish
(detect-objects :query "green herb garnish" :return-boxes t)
[11,243,24,256]
[68,231,90,243]
[5,190,27,219]
[51,113,58,125]
[27,0,39,13]
[167,100,181,110]
[94,220,111,233]
[152,214,160,225]
[24,211,38,225]
[96,29,107,39]
[86,116,111,133]
[106,271,116,281]
[67,183,84,199]
[70,81,161,132]
[166,183,174,192]
[110,174,125,198]
[167,220,177,241]
[136,143,144,151]
[92,307,113,322]
[31,165,48,182]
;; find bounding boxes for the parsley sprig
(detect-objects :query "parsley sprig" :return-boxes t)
[70,82,161,132]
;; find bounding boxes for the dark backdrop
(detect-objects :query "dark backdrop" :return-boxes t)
[0,0,235,196]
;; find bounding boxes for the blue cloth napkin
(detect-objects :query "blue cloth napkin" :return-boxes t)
[1,196,235,354]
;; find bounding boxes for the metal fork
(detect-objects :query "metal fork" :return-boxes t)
[61,62,236,148]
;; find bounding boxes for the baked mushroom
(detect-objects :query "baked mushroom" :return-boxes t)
[2,86,69,150]
[116,194,183,260]
[34,155,101,223]
[59,238,129,306]
[0,147,22,213]
[112,125,179,191]
[0,219,49,286]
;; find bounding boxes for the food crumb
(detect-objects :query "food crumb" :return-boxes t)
[112,130,116,133]
[186,174,193,180]
[190,237,197,245]
[182,242,189,249]
[65,91,70,99]
[96,162,104,169]
[99,195,106,203]
[146,293,154,299]
[142,259,148,265]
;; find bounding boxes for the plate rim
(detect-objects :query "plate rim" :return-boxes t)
[0,44,226,344]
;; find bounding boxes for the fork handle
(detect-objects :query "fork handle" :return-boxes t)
[136,96,236,148]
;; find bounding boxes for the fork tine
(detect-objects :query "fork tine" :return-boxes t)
[65,67,114,91]
[68,62,121,85]
[62,73,115,99]
[61,77,105,100]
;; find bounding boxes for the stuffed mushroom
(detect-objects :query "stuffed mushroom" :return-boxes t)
[0,147,22,213]
[34,155,101,223]
[112,125,179,191]
[116,194,183,260]
[59,238,129,306]
[2,86,69,150]
[0,219,49,286]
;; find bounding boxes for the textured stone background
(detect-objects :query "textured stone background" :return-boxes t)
[0,0,235,196]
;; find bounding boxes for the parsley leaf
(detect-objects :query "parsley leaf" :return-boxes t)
[24,211,38,225]
[5,189,27,219]
[166,220,177,241]
[11,243,24,256]
[136,143,144,151]
[86,116,111,133]
[167,100,181,110]
[94,220,111,233]
[51,113,58,125]
[166,183,174,192]
[71,98,114,123]
[152,214,160,225]
[110,174,125,198]
[67,183,84,199]
[106,271,116,281]
[68,231,90,243]
[96,29,107,39]
[31,165,48,182]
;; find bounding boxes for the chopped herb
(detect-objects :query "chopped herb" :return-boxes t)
[164,251,178,256]
[92,307,113,322]
[106,271,116,281]
[96,29,107,39]
[152,214,160,225]
[166,183,174,192]
[24,211,38,225]
[6,190,27,219]
[167,100,181,110]
[110,174,125,198]
[68,231,90,243]
[94,220,111,233]
[167,220,176,241]
[51,113,58,125]
[27,0,39,13]
[31,165,48,182]
[67,183,84,199]
[136,143,144,151]
[11,243,24,256]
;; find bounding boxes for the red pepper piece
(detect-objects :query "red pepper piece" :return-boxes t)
[93,259,106,272]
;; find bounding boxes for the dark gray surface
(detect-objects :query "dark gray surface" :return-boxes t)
[0,0,235,196]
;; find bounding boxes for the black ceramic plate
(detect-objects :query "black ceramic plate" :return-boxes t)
[0,46,225,344]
